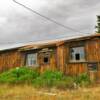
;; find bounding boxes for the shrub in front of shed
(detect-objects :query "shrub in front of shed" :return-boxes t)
[32,70,75,89]
[0,67,39,84]
[74,73,91,87]
[32,70,63,88]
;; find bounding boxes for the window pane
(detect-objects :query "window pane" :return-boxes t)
[88,63,98,71]
[26,53,37,66]
[70,46,85,61]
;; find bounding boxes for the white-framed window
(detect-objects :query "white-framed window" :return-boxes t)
[70,46,85,62]
[26,53,37,66]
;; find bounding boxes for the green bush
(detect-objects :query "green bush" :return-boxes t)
[0,68,91,89]
[32,70,75,89]
[74,73,91,87]
[0,67,39,84]
[32,70,63,88]
[40,70,63,80]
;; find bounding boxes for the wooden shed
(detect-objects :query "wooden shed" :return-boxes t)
[57,34,100,76]
[0,34,100,79]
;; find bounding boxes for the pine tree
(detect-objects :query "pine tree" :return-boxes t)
[96,15,100,33]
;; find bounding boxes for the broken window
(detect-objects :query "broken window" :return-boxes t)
[44,57,49,64]
[70,46,85,62]
[43,52,50,64]
[75,53,80,60]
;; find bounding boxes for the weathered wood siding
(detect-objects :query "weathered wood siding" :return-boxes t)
[86,39,100,62]
[57,45,65,73]
[39,49,57,72]
[22,48,57,73]
[66,63,87,76]
[57,37,100,75]
[0,49,22,72]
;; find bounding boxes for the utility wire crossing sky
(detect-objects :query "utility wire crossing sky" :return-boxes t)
[0,0,100,49]
[13,0,87,34]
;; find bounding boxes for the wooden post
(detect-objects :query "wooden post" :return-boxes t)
[89,71,97,82]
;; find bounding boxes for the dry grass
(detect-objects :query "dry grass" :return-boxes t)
[0,84,100,100]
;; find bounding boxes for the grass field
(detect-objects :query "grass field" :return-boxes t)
[0,84,100,100]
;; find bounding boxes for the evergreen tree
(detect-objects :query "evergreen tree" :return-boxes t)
[96,15,100,33]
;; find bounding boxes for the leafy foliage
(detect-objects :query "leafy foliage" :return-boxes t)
[96,15,100,33]
[32,70,64,88]
[0,67,39,84]
[0,68,91,89]
[74,73,91,87]
[33,71,90,88]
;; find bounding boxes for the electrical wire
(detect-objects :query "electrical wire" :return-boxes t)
[12,0,88,34]
[0,0,90,44]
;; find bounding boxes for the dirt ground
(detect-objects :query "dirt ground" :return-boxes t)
[0,84,100,100]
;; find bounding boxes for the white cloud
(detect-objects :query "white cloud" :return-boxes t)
[0,0,100,49]
[0,17,7,26]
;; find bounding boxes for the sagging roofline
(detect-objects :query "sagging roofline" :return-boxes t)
[0,33,100,52]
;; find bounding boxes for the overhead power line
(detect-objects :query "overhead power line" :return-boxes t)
[0,0,90,45]
[12,0,88,34]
